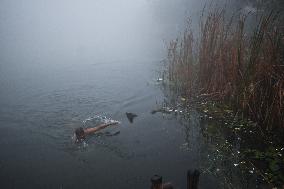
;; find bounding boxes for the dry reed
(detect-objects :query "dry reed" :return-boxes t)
[166,7,284,131]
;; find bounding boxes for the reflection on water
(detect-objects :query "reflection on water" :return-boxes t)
[157,79,271,188]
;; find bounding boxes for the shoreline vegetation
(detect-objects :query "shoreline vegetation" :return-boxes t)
[163,5,283,188]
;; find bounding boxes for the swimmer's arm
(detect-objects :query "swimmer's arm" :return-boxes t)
[84,121,119,135]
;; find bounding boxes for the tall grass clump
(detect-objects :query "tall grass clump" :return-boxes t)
[166,7,284,132]
[167,22,197,99]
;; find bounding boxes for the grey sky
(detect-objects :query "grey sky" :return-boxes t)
[1,0,244,68]
[0,0,163,64]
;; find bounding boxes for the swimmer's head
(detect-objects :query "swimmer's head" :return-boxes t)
[75,127,85,142]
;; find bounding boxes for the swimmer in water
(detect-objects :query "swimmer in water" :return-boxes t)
[74,121,119,143]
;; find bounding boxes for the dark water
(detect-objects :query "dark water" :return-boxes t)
[0,1,268,188]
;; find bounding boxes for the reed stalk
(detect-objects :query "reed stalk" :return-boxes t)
[165,7,284,131]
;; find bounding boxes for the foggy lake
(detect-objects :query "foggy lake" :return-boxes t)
[0,0,274,188]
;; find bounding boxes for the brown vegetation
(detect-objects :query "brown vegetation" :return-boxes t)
[166,7,284,131]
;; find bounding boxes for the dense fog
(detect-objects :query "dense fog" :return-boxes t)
[1,0,260,67]
[0,0,278,101]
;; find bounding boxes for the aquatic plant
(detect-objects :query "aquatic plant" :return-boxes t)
[163,5,284,187]
[165,6,284,132]
[167,19,197,99]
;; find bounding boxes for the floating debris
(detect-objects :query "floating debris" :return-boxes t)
[181,142,189,146]
[180,142,190,151]
[82,141,88,148]
[126,112,138,123]
[157,78,163,82]
[151,107,173,114]
[234,163,239,167]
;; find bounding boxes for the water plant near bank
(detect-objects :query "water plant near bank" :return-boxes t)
[163,5,284,187]
[166,6,283,133]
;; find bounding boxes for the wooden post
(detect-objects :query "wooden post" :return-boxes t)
[163,182,174,189]
[151,175,163,189]
[187,169,200,189]
[193,170,200,189]
[187,170,193,189]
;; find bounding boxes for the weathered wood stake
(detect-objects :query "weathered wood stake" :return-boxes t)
[162,182,174,189]
[151,175,163,189]
[187,169,200,189]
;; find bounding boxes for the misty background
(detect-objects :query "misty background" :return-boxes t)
[0,0,188,103]
[0,0,281,188]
